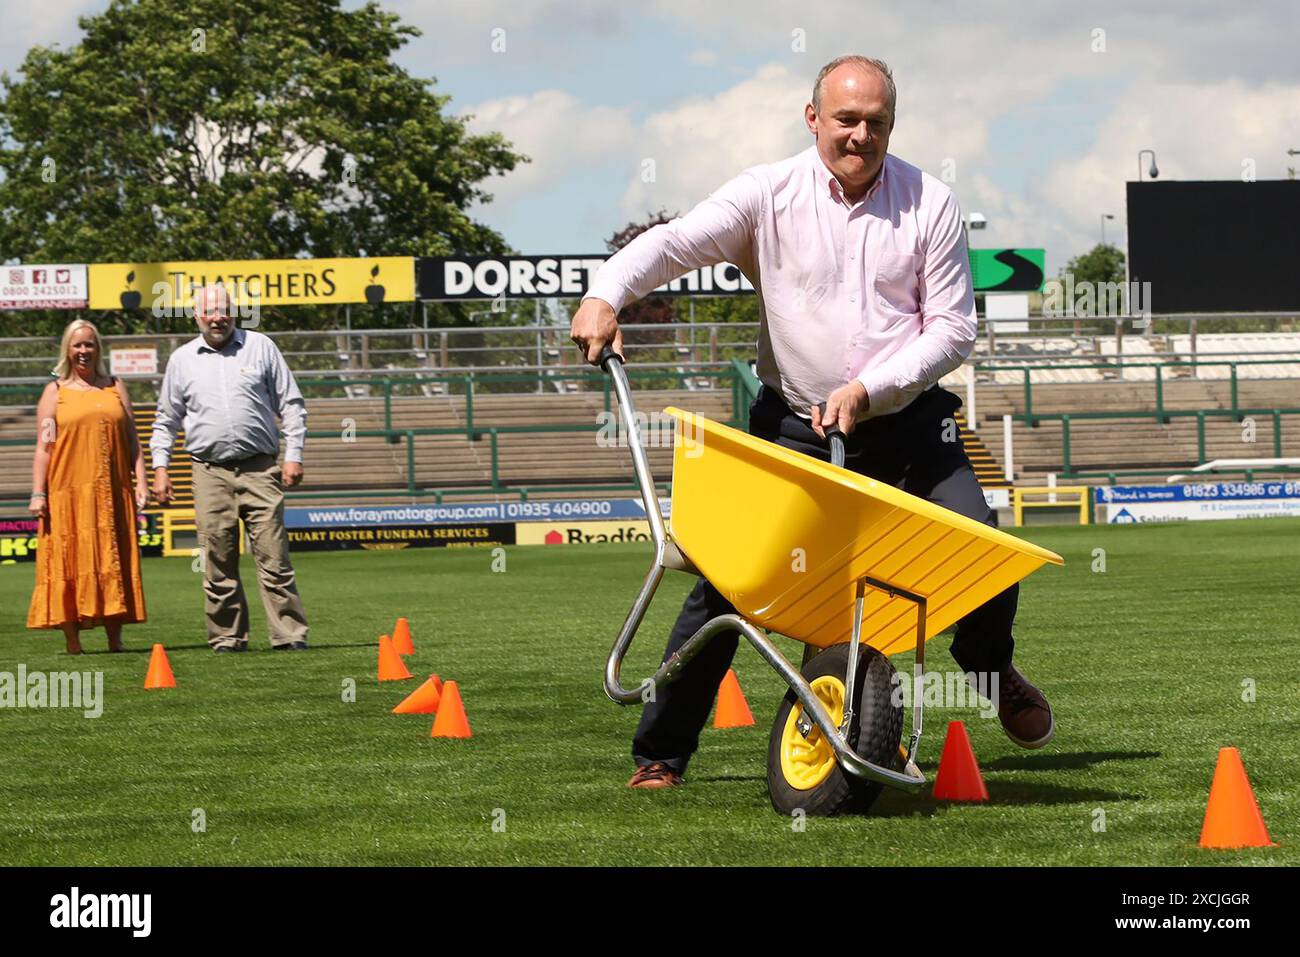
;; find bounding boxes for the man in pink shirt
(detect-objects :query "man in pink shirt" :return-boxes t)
[571,55,1054,790]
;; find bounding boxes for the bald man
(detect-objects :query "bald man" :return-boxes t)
[151,285,310,652]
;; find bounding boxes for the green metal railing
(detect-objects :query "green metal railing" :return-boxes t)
[6,356,1297,497]
[1027,408,1300,478]
[292,366,743,437]
[984,356,1299,479]
[1,367,744,501]
[293,366,743,494]
[996,357,1300,426]
[730,358,761,430]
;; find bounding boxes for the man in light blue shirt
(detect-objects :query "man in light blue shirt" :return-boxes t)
[151,284,310,652]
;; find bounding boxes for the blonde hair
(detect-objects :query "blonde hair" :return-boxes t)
[53,319,109,381]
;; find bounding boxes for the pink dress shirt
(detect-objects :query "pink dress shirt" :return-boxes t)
[585,146,977,420]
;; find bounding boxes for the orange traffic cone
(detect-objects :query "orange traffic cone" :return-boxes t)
[392,675,442,714]
[713,669,755,728]
[430,680,472,738]
[392,618,414,655]
[932,720,988,801]
[377,634,413,681]
[1199,747,1273,849]
[143,643,176,690]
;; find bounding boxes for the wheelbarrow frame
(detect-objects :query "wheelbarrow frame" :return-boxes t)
[600,350,928,793]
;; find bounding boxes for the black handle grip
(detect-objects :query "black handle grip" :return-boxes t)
[816,401,846,441]
[817,401,847,469]
[598,344,624,371]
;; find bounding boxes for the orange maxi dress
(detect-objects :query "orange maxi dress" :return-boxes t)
[27,382,148,630]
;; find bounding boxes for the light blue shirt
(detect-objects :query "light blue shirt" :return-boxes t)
[150,328,307,468]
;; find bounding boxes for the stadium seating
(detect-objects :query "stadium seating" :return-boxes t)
[973,379,1300,483]
[2,352,1296,505]
[299,389,733,498]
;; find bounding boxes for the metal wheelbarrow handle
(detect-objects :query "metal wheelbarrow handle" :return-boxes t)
[598,345,667,547]
[598,343,698,704]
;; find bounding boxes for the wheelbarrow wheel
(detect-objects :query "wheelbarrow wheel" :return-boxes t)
[766,642,903,817]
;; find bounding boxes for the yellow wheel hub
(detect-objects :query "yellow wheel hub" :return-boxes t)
[779,675,845,790]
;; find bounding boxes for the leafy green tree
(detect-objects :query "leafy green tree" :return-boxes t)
[0,0,526,335]
[1060,243,1126,286]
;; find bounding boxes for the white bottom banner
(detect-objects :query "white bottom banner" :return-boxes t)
[1106,499,1300,523]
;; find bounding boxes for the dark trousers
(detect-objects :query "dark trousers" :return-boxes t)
[632,385,1019,773]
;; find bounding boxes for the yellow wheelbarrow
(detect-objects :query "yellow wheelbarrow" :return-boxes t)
[599,349,1064,814]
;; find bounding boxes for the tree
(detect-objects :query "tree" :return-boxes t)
[0,0,526,334]
[1060,243,1126,286]
[605,209,677,325]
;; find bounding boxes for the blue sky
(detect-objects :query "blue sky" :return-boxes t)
[5,0,1299,275]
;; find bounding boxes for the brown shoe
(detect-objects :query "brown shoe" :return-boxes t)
[994,665,1054,749]
[627,761,683,789]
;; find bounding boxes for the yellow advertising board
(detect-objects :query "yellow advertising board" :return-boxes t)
[88,257,414,309]
[514,520,652,546]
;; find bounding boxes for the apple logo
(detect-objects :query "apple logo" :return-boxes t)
[120,270,141,310]
[364,264,385,304]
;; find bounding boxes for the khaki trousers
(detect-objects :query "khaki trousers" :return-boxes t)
[191,452,309,649]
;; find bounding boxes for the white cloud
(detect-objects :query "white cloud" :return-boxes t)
[618,62,810,220]
[1039,79,1300,264]
[7,0,1299,270]
[461,89,636,204]
[0,0,106,74]
[602,8,1104,245]
[603,28,1300,275]
[961,173,1049,249]
[385,0,635,67]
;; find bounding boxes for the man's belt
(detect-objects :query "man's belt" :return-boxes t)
[191,451,277,468]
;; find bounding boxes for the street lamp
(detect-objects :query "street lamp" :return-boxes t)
[1100,213,1115,246]
[961,212,986,245]
[1138,149,1159,181]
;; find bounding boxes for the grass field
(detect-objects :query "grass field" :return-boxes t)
[1,518,1296,866]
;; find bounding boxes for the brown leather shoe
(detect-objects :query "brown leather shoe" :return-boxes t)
[994,665,1054,749]
[627,762,684,789]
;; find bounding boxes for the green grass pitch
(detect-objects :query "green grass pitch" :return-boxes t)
[1,518,1296,866]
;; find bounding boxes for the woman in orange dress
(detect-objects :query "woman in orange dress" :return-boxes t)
[28,319,148,653]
